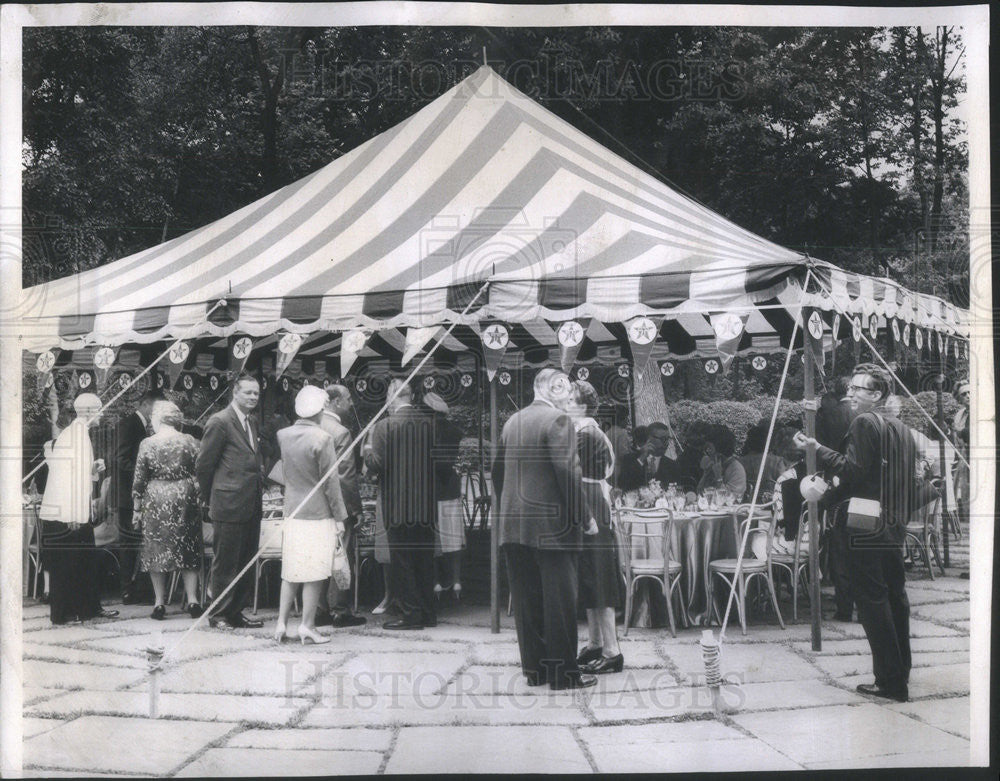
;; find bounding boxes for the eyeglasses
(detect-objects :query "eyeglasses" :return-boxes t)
[847,383,877,395]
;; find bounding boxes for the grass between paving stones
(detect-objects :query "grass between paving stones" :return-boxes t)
[25,764,159,778]
[166,723,246,777]
[376,727,402,775]
[570,725,602,772]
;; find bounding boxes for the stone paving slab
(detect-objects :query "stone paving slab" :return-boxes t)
[588,736,802,772]
[617,641,670,668]
[23,716,233,775]
[23,642,148,669]
[21,617,52,632]
[579,719,742,746]
[176,747,382,777]
[300,691,587,727]
[24,659,147,691]
[441,665,682,698]
[25,689,310,725]
[911,601,970,622]
[387,725,593,774]
[22,717,68,739]
[732,703,971,766]
[79,629,266,659]
[664,642,817,684]
[812,649,969,679]
[700,623,816,644]
[903,589,966,605]
[726,679,866,713]
[906,578,969,594]
[89,616,200,635]
[156,650,348,696]
[23,688,73,707]
[886,696,970,739]
[225,727,392,752]
[583,685,709,722]
[468,643,523,666]
[21,625,116,645]
[844,664,969,699]
[24,770,152,778]
[794,635,969,656]
[321,651,467,698]
[325,633,466,655]
[804,747,971,769]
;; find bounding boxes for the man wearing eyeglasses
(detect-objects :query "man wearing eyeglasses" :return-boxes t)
[794,363,920,703]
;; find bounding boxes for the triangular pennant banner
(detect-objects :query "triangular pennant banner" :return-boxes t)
[481,323,510,382]
[275,332,305,379]
[167,341,191,390]
[401,326,438,366]
[35,349,58,392]
[803,309,827,378]
[831,314,841,374]
[626,316,661,378]
[340,329,368,376]
[709,312,748,374]
[230,336,253,377]
[556,319,589,374]
[891,318,901,343]
[93,346,118,391]
[914,327,924,352]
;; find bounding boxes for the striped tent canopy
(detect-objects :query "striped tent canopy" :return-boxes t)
[21,66,968,360]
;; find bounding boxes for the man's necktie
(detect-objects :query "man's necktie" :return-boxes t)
[243,418,254,450]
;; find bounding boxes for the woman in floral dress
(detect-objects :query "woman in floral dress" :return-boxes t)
[133,400,203,619]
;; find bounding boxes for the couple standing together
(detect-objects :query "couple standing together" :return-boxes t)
[495,368,622,691]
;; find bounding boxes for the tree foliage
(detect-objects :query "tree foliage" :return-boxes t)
[23,25,968,304]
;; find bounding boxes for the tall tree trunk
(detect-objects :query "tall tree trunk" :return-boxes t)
[929,26,949,250]
[633,362,671,427]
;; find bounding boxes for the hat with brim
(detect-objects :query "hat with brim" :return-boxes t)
[295,385,327,418]
[423,391,449,414]
[73,393,102,414]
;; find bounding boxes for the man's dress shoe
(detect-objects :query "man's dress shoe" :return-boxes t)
[383,618,424,630]
[856,683,908,703]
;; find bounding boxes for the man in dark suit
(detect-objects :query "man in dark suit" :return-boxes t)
[816,376,853,449]
[364,378,437,630]
[110,391,160,603]
[796,363,920,703]
[316,384,366,628]
[494,368,598,690]
[195,373,265,629]
[615,422,682,492]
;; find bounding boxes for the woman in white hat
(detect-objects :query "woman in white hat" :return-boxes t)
[39,393,120,625]
[275,385,348,644]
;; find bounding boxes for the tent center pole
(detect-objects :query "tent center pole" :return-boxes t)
[803,309,822,652]
[935,374,950,567]
[489,377,500,634]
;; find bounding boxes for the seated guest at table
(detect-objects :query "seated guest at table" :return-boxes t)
[614,425,648,492]
[39,393,119,625]
[564,381,624,675]
[740,422,788,498]
[599,403,632,486]
[274,385,348,644]
[424,392,466,600]
[132,400,204,620]
[695,424,747,501]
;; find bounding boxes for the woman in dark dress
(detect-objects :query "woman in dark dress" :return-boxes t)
[563,380,623,674]
[424,392,466,599]
[132,400,203,619]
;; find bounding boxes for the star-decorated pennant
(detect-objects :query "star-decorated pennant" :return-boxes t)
[659,360,676,377]
[626,316,661,378]
[35,349,58,392]
[868,314,879,342]
[167,340,191,390]
[751,355,768,372]
[709,311,748,374]
[704,358,721,375]
[802,308,827,378]
[891,318,901,343]
[229,335,254,377]
[555,319,589,375]
[914,327,924,353]
[93,346,118,391]
[340,329,368,376]
[401,326,439,367]
[831,314,842,374]
[481,322,510,382]
[275,332,306,380]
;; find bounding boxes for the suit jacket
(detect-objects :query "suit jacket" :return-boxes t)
[319,411,362,519]
[110,411,148,509]
[195,405,264,523]
[816,410,919,544]
[39,419,94,525]
[614,451,683,493]
[364,404,436,530]
[277,419,347,522]
[493,400,591,551]
[432,413,463,502]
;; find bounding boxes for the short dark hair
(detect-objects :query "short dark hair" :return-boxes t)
[632,425,649,447]
[852,363,892,400]
[833,376,851,397]
[571,380,600,417]
[326,384,351,405]
[647,422,670,438]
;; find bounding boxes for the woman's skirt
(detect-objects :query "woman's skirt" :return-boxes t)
[434,498,466,555]
[281,516,336,583]
[578,481,621,610]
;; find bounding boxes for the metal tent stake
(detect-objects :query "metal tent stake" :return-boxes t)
[146,638,165,718]
[701,630,722,714]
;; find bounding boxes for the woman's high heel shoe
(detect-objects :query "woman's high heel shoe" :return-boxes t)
[150,605,166,621]
[576,645,603,666]
[299,626,330,645]
[274,623,289,643]
[372,597,390,615]
[453,582,462,600]
[581,653,624,675]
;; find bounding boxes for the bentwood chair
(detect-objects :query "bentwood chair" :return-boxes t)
[770,508,812,622]
[252,499,287,614]
[905,497,945,580]
[617,507,682,638]
[708,505,785,635]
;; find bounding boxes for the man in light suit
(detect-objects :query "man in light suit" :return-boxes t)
[316,384,366,627]
[494,368,598,690]
[195,373,265,629]
[365,378,437,630]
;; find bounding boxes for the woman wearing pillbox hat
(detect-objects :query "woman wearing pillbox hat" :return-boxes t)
[274,385,349,644]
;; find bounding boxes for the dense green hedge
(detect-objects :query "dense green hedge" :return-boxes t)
[666,397,804,453]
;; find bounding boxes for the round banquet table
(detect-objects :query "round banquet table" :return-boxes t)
[621,508,740,629]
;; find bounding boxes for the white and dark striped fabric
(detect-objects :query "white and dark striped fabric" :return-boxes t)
[20,66,967,353]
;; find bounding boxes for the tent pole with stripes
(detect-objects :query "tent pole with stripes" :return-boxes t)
[21,66,970,644]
